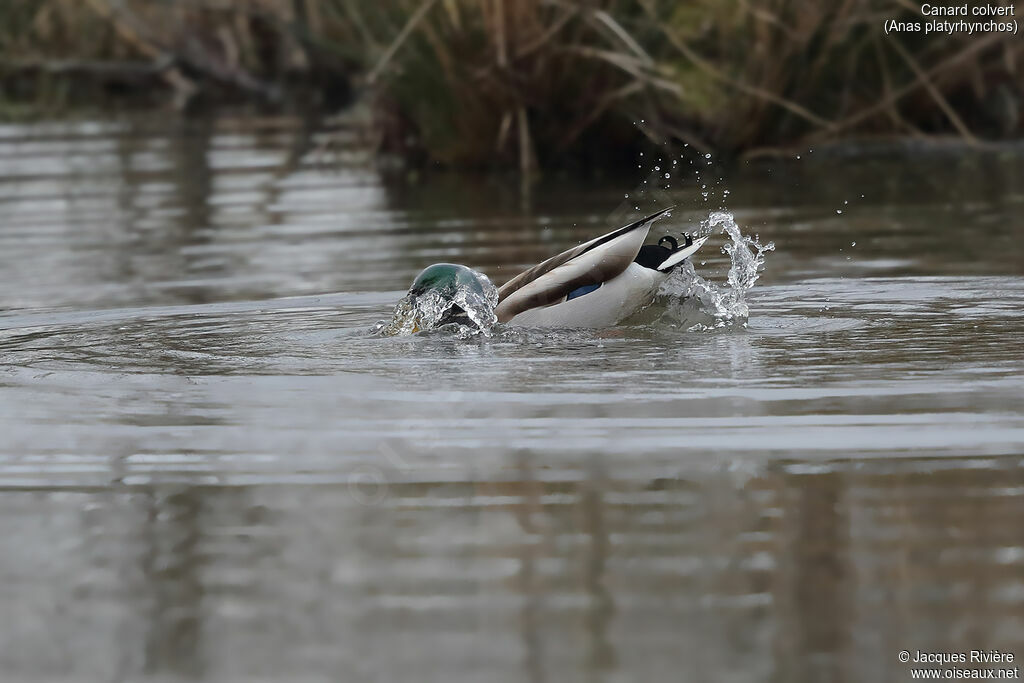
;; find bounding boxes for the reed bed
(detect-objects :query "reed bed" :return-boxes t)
[1,0,1020,167]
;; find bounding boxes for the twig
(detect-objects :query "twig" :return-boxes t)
[514,8,576,60]
[82,0,198,108]
[812,32,1004,140]
[496,109,513,151]
[561,46,681,96]
[83,0,161,59]
[873,34,924,137]
[588,9,654,66]
[637,2,832,128]
[517,105,536,176]
[367,0,440,84]
[736,0,797,42]
[0,57,172,78]
[341,0,380,51]
[888,37,978,144]
[494,0,507,67]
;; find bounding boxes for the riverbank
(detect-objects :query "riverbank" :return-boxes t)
[2,0,1021,170]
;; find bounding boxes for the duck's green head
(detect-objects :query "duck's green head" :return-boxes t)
[409,263,487,299]
[385,263,497,334]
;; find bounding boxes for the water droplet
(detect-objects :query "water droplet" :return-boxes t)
[654,165,660,171]
[843,200,849,205]
[796,155,801,160]
[851,241,856,247]
[836,209,843,214]
[664,173,670,179]
[704,153,712,159]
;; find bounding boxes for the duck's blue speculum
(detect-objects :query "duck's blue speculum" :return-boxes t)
[566,283,602,300]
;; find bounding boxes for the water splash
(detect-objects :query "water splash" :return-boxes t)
[376,268,499,337]
[656,211,774,329]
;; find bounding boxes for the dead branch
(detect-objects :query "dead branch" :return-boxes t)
[888,37,978,144]
[367,0,441,84]
[812,32,1006,141]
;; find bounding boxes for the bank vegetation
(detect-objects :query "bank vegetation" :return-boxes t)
[1,0,1020,169]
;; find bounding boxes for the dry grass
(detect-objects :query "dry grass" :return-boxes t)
[349,0,1021,166]
[1,0,1020,164]
[0,0,364,111]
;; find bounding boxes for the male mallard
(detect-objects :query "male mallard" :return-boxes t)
[403,207,707,329]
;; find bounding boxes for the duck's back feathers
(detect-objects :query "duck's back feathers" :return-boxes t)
[495,207,673,323]
[505,262,664,328]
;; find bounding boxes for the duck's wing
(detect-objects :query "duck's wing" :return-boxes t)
[495,207,673,323]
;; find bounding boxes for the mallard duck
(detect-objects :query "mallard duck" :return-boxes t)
[403,207,707,329]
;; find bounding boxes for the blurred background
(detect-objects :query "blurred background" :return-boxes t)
[1,0,1021,168]
[1,3,1023,683]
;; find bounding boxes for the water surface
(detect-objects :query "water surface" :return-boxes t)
[1,117,1023,682]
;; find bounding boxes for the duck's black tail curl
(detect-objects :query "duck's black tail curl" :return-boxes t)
[636,233,698,272]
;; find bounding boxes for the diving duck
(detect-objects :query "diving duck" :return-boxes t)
[404,207,707,329]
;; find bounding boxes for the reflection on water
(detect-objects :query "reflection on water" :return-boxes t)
[0,116,1023,682]
[3,463,1024,682]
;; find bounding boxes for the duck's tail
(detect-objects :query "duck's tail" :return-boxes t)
[657,234,709,272]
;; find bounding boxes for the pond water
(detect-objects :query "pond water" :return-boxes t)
[0,117,1022,682]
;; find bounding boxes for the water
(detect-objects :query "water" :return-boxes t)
[378,263,499,337]
[659,210,775,328]
[1,117,1023,682]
